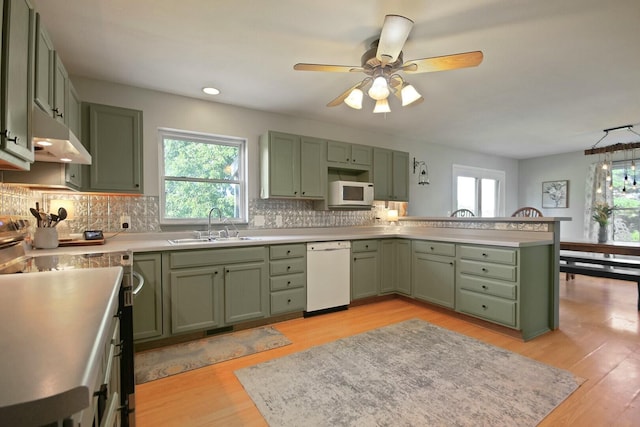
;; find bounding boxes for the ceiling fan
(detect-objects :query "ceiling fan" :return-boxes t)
[293,15,483,113]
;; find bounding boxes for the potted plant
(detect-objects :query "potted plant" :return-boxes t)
[592,202,614,243]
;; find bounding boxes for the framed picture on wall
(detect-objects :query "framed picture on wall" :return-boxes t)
[542,180,568,208]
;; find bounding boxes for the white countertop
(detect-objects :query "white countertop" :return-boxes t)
[0,267,123,426]
[28,225,556,257]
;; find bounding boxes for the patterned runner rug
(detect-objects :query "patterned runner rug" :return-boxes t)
[135,326,291,384]
[235,319,582,426]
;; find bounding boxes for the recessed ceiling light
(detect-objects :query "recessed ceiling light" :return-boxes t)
[36,139,53,146]
[60,158,72,162]
[202,87,220,95]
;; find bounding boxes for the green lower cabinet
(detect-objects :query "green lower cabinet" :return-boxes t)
[351,244,379,300]
[133,253,163,342]
[170,266,223,334]
[224,261,269,323]
[412,252,456,309]
[380,239,411,295]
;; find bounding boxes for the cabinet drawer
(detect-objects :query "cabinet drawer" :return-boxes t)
[170,246,266,269]
[351,240,378,252]
[270,244,306,260]
[458,245,516,265]
[270,273,305,291]
[458,289,517,327]
[458,275,517,300]
[271,288,306,314]
[270,258,306,276]
[458,259,517,282]
[413,240,456,257]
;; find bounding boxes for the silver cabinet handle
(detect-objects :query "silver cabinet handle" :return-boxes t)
[132,271,145,295]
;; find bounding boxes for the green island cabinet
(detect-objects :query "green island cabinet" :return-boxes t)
[82,102,143,193]
[456,243,552,340]
[327,140,372,169]
[0,0,35,170]
[380,239,411,295]
[133,252,163,342]
[260,131,326,199]
[166,246,268,335]
[351,240,380,300]
[269,243,307,315]
[372,148,409,201]
[412,240,456,308]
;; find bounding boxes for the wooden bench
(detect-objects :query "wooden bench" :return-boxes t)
[559,254,640,310]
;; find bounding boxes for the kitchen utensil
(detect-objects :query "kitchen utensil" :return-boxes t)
[29,208,41,227]
[57,207,68,221]
[49,213,59,226]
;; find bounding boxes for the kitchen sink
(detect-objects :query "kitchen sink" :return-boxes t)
[168,236,260,245]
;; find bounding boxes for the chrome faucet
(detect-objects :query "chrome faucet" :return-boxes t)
[208,207,222,239]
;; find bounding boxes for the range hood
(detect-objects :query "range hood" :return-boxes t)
[31,107,92,164]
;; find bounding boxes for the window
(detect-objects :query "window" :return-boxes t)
[452,164,505,217]
[609,161,640,241]
[159,128,247,224]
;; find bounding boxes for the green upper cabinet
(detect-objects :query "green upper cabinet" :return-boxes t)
[67,80,81,137]
[260,131,326,199]
[52,52,68,125]
[82,102,143,193]
[373,148,409,201]
[33,12,54,116]
[0,0,35,169]
[327,140,371,169]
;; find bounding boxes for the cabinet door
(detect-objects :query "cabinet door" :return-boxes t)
[392,151,409,201]
[64,163,82,189]
[268,131,300,197]
[52,52,67,125]
[1,0,34,163]
[133,253,163,341]
[373,148,392,200]
[67,81,81,137]
[327,140,350,163]
[351,144,372,166]
[351,251,379,300]
[224,261,268,323]
[34,13,54,115]
[396,240,412,295]
[300,136,325,198]
[412,253,455,308]
[170,266,223,334]
[84,103,143,192]
[379,240,396,294]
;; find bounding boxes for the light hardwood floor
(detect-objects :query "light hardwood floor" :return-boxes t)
[136,276,640,426]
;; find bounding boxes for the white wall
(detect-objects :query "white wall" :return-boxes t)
[518,150,593,239]
[73,77,520,217]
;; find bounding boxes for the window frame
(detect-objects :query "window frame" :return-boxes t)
[609,160,640,242]
[452,164,506,217]
[158,128,248,225]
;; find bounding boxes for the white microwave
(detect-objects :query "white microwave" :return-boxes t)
[328,180,374,207]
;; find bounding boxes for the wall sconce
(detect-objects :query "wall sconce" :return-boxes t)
[413,157,430,185]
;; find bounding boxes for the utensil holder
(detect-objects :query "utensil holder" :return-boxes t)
[34,228,59,249]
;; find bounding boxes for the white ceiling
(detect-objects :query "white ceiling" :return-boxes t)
[32,0,640,159]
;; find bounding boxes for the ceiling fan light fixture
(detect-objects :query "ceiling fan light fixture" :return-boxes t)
[368,76,390,100]
[400,83,422,106]
[373,98,391,113]
[344,88,364,109]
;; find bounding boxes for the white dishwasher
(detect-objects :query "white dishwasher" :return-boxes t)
[305,241,351,316]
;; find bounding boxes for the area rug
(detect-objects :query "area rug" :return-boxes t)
[135,326,291,384]
[235,319,581,426]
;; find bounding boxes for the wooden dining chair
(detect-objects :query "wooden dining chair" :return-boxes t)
[450,209,475,217]
[511,207,543,217]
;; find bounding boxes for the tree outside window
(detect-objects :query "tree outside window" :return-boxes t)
[160,129,246,224]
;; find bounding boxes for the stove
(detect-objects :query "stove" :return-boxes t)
[0,216,136,426]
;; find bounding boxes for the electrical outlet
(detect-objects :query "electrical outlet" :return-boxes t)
[120,215,131,230]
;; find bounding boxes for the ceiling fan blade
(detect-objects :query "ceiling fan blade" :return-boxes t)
[402,51,483,73]
[327,81,367,107]
[294,63,363,73]
[376,15,414,65]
